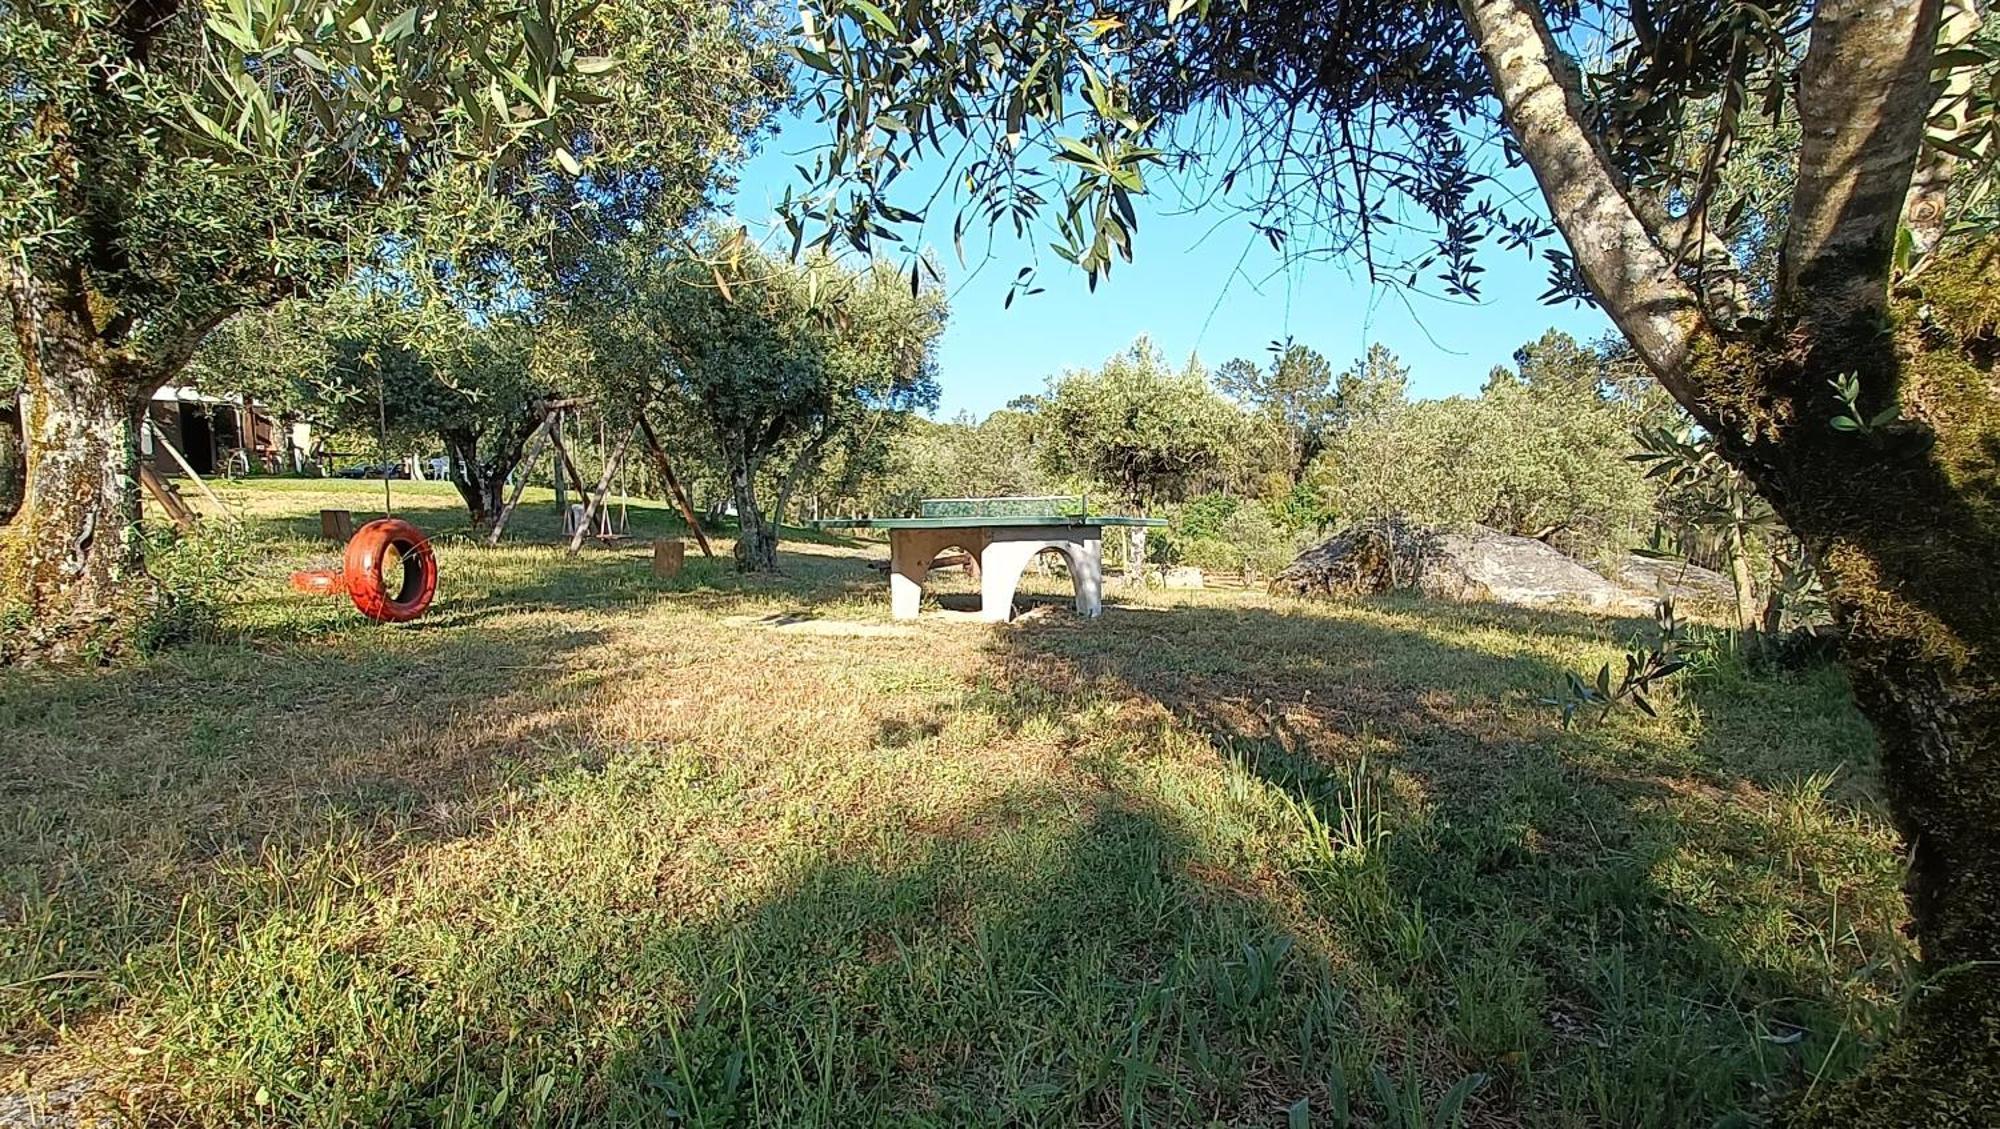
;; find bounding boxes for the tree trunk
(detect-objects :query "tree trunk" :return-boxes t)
[1456,1,1996,1115]
[1789,549,1999,1125]
[0,393,23,524]
[773,428,833,533]
[1,288,155,655]
[442,429,490,528]
[1769,269,2000,1124]
[730,457,776,572]
[1125,525,1148,582]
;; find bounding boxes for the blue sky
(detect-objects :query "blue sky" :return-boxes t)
[725,117,1613,420]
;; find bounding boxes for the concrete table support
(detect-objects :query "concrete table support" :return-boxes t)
[818,500,1162,624]
[889,525,1104,621]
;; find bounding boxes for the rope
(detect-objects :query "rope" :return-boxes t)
[375,369,394,515]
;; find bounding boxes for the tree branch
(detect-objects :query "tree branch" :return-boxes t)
[1455,0,1710,399]
[1632,193,1750,329]
[1781,0,1945,333]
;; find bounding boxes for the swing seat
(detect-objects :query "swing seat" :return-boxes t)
[287,518,439,623]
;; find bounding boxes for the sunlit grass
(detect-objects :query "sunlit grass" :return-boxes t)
[0,481,1906,1126]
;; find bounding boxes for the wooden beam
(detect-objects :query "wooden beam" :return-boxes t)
[138,462,198,531]
[567,427,634,555]
[485,415,553,547]
[143,419,232,520]
[637,415,714,558]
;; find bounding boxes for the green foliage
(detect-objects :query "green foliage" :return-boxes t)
[135,522,254,654]
[1038,338,1245,507]
[1629,421,1777,548]
[1215,340,1339,486]
[1310,340,1656,561]
[779,0,1518,296]
[1542,599,1690,728]
[1157,493,1315,577]
[1328,344,1411,432]
[1924,10,2000,241]
[183,302,333,422]
[1827,371,1901,435]
[1,0,784,382]
[861,409,1056,515]
[3,0,573,359]
[574,228,946,566]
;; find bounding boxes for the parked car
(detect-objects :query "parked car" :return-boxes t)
[334,461,408,480]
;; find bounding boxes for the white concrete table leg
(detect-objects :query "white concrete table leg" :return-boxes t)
[1071,534,1103,617]
[975,527,1107,622]
[979,537,1030,622]
[889,529,925,619]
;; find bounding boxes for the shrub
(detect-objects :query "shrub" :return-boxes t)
[1307,379,1655,562]
[1160,494,1317,577]
[137,523,253,653]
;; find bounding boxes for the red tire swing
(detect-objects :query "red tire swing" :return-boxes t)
[289,518,438,623]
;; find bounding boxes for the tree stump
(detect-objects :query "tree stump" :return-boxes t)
[652,539,686,579]
[320,509,354,542]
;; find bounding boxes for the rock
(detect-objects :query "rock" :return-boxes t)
[1608,553,1735,609]
[1162,566,1205,589]
[1270,517,1649,612]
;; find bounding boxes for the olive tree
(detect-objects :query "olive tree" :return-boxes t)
[576,232,945,571]
[1313,359,1657,560]
[782,0,1999,1111]
[1037,339,1246,572]
[0,0,782,652]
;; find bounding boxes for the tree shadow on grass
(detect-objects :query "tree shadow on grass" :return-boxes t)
[968,597,1904,1125]
[228,538,886,644]
[0,583,1903,1127]
[0,622,624,1040]
[118,595,1896,1127]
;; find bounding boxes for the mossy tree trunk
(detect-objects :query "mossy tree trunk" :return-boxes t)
[730,455,777,572]
[1460,0,1996,1114]
[1744,256,2000,1121]
[2,274,159,654]
[2,263,232,657]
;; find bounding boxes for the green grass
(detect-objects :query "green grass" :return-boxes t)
[0,481,1909,1127]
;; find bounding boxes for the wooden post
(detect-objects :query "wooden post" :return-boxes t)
[636,415,714,558]
[143,419,235,522]
[550,410,569,521]
[486,415,553,546]
[138,463,199,531]
[319,508,355,542]
[652,539,685,578]
[567,428,633,554]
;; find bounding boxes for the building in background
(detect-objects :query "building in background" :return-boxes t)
[142,386,311,476]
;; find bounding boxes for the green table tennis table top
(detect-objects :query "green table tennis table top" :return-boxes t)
[811,495,1166,531]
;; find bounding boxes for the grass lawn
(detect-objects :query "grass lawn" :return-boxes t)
[0,480,1909,1127]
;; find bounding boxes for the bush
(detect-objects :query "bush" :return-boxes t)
[1159,494,1317,577]
[1307,379,1656,562]
[137,523,253,653]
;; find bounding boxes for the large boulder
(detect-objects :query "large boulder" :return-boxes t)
[1607,553,1736,609]
[1270,517,1649,612]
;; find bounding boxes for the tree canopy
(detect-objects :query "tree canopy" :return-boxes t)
[569,230,946,570]
[1036,338,1243,508]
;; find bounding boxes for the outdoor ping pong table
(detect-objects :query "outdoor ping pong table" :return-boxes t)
[813,496,1166,621]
